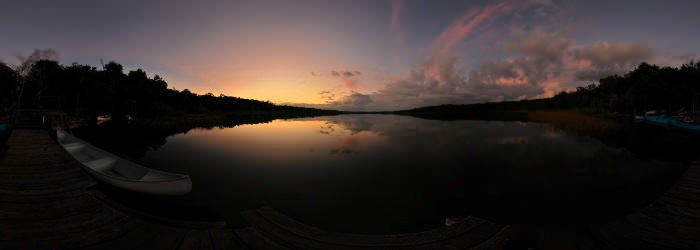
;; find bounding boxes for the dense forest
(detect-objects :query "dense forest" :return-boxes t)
[0,49,336,125]
[401,61,700,115]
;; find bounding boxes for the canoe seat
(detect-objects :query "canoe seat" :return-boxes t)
[62,142,85,152]
[139,172,171,181]
[84,157,117,172]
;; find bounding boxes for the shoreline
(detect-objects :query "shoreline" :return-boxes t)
[523,110,625,133]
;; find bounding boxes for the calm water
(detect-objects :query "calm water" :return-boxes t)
[87,114,699,234]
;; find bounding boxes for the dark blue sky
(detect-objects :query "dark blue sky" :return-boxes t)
[1,0,698,110]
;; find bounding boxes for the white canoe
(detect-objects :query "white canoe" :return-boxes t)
[57,129,192,195]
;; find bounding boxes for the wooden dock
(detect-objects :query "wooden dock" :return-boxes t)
[236,207,506,250]
[235,163,700,249]
[0,129,238,250]
[592,159,700,249]
[1,128,700,249]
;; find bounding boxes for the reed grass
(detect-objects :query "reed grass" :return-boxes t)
[525,110,623,133]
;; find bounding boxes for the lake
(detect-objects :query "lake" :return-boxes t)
[79,114,700,234]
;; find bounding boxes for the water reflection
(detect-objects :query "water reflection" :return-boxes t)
[80,114,700,234]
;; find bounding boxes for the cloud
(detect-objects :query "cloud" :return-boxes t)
[425,2,514,81]
[337,92,372,107]
[388,0,403,33]
[329,70,362,90]
[388,0,408,69]
[310,91,373,111]
[297,2,669,111]
[478,27,575,96]
[371,55,544,109]
[330,70,361,78]
[676,52,697,62]
[353,27,659,111]
[319,90,336,104]
[572,41,655,81]
[340,78,358,90]
[344,70,361,77]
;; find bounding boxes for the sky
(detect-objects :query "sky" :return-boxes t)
[1,0,699,111]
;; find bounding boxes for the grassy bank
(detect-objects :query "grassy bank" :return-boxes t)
[524,110,624,133]
[393,110,528,121]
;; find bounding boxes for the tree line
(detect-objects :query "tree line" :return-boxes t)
[549,61,700,113]
[0,49,336,125]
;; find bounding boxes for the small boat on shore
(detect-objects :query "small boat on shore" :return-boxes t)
[636,111,700,132]
[645,114,671,126]
[97,114,111,125]
[56,129,192,195]
[635,112,669,126]
[669,118,700,132]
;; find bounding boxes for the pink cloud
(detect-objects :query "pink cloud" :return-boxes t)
[388,0,408,70]
[328,69,363,91]
[425,2,514,81]
[342,77,359,90]
[388,0,403,33]
[575,59,591,69]
[496,68,528,85]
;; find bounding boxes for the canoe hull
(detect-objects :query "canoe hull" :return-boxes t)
[637,114,700,133]
[57,129,192,196]
[669,119,700,132]
[82,165,192,195]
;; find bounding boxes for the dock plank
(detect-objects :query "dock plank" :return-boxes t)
[235,227,292,250]
[251,206,489,246]
[178,230,215,250]
[239,207,503,250]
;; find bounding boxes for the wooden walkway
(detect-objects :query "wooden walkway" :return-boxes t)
[236,207,506,250]
[592,160,700,249]
[0,129,238,250]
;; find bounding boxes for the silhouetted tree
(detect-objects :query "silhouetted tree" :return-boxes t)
[61,63,99,117]
[0,51,336,119]
[25,60,62,107]
[0,61,16,112]
[12,49,59,108]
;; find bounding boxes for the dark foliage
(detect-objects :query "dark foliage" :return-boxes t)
[0,62,16,112]
[2,58,337,124]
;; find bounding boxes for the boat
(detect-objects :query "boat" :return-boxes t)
[56,129,192,195]
[634,110,669,126]
[669,118,700,132]
[444,216,466,227]
[636,111,700,133]
[644,114,671,126]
